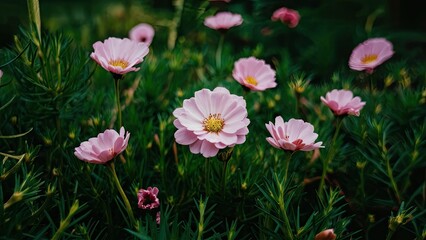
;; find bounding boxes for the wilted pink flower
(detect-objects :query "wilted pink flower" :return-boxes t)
[156,211,161,224]
[349,38,394,73]
[90,37,149,76]
[271,7,300,28]
[265,117,324,151]
[129,23,155,46]
[173,87,250,158]
[137,187,160,210]
[232,57,277,91]
[315,229,336,240]
[204,12,243,31]
[74,127,130,164]
[320,89,366,116]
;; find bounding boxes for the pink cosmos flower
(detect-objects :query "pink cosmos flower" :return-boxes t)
[90,37,149,76]
[320,89,366,116]
[137,187,160,210]
[173,87,250,158]
[232,57,277,91]
[349,38,394,73]
[271,7,300,28]
[74,127,130,164]
[315,229,336,240]
[204,12,243,31]
[129,23,155,46]
[265,117,324,152]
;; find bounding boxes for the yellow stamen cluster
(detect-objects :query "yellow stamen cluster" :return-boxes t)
[245,76,258,86]
[108,59,129,69]
[203,113,225,133]
[361,54,378,64]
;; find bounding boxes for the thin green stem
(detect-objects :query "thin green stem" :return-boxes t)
[27,0,41,41]
[204,158,211,195]
[283,151,294,184]
[106,161,137,228]
[215,34,225,70]
[385,155,401,203]
[114,77,122,128]
[276,172,293,240]
[221,160,228,197]
[318,117,343,200]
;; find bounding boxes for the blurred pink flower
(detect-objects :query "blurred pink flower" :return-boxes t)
[349,38,394,73]
[173,87,250,158]
[156,211,161,224]
[0,70,3,79]
[74,127,130,164]
[320,89,366,116]
[265,117,324,151]
[271,7,300,28]
[315,229,336,240]
[204,12,243,31]
[232,57,277,91]
[90,37,149,76]
[129,23,155,46]
[137,187,160,210]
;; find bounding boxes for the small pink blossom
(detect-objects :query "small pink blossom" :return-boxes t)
[232,57,277,91]
[129,23,155,46]
[204,12,243,31]
[173,87,250,158]
[349,38,394,73]
[320,89,366,116]
[156,211,161,224]
[90,37,149,76]
[271,7,300,28]
[265,117,324,152]
[137,187,160,210]
[74,127,130,164]
[315,229,336,240]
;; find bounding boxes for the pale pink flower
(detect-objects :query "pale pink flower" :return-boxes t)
[315,229,336,240]
[232,57,277,91]
[204,12,243,31]
[320,89,366,116]
[137,187,160,210]
[271,7,300,28]
[265,117,324,152]
[74,127,130,164]
[173,87,250,158]
[90,37,149,76]
[349,38,394,73]
[156,211,161,224]
[129,23,155,46]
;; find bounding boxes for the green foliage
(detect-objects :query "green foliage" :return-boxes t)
[0,0,425,239]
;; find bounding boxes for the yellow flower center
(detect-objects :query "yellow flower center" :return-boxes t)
[203,113,225,133]
[245,76,258,86]
[361,54,378,64]
[108,59,129,69]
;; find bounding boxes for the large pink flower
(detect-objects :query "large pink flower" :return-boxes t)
[137,187,160,210]
[90,37,149,76]
[232,57,277,91]
[204,12,243,31]
[74,127,130,164]
[349,38,394,73]
[173,87,250,158]
[129,23,155,46]
[320,89,366,116]
[271,7,300,28]
[265,117,324,152]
